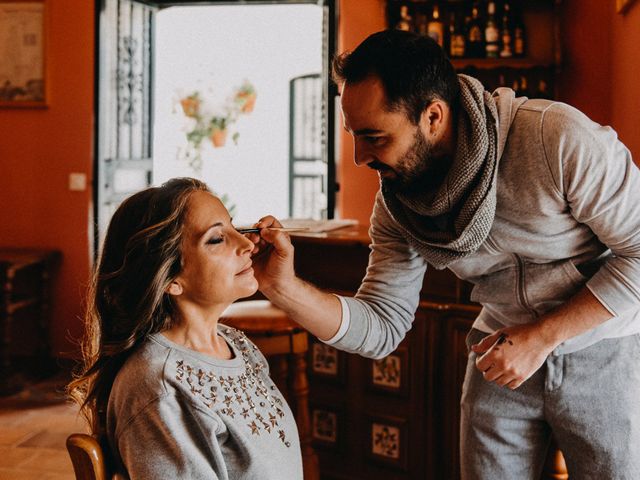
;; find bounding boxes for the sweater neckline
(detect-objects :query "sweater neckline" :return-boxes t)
[150,326,245,369]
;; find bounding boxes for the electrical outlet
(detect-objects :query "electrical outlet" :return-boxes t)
[69,173,87,191]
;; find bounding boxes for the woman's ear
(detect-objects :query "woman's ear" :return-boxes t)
[166,280,183,296]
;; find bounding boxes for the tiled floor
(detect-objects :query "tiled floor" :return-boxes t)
[0,371,87,480]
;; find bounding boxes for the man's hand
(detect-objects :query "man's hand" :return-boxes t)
[247,215,296,295]
[471,323,559,390]
[245,215,343,341]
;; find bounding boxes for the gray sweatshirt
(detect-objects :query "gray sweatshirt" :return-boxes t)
[107,326,303,480]
[333,93,640,358]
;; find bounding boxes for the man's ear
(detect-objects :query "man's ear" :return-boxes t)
[420,100,446,136]
[166,280,183,296]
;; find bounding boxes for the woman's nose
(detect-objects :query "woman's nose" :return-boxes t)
[234,230,255,254]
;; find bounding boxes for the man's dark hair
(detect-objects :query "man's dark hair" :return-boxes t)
[332,29,460,124]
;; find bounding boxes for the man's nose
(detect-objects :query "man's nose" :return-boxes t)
[353,143,373,167]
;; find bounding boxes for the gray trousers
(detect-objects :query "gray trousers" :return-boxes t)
[460,329,640,480]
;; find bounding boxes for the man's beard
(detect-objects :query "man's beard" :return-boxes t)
[374,128,448,194]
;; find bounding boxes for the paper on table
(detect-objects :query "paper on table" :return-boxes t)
[280,218,358,233]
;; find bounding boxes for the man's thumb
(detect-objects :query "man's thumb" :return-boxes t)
[471,331,501,354]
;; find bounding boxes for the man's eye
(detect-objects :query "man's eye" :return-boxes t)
[206,237,223,245]
[366,136,384,145]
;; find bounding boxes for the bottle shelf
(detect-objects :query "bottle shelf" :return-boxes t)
[451,58,554,70]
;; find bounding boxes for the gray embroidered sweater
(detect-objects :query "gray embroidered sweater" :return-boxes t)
[106,326,303,480]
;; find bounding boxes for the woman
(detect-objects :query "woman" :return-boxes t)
[68,178,303,479]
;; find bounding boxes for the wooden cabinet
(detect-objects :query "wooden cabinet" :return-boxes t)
[291,227,567,479]
[0,248,61,395]
[385,0,562,98]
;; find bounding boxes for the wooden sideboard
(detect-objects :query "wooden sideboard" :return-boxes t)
[0,248,61,395]
[290,226,567,480]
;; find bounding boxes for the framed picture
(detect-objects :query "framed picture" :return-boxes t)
[368,346,410,397]
[366,414,409,471]
[617,0,638,13]
[0,0,47,108]
[310,404,343,450]
[309,339,346,383]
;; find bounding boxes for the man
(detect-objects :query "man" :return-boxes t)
[252,30,640,478]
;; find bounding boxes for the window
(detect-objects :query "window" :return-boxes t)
[94,0,336,246]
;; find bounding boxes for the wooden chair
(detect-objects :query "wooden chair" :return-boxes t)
[66,433,111,480]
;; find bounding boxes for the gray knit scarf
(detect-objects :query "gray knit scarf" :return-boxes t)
[381,74,500,270]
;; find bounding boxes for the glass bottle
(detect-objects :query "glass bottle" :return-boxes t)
[466,2,485,58]
[396,5,413,32]
[449,11,466,58]
[519,75,530,97]
[427,4,445,48]
[535,79,552,100]
[512,78,520,96]
[513,6,526,57]
[484,1,499,58]
[499,2,513,58]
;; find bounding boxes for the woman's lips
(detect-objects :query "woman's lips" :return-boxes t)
[237,264,253,276]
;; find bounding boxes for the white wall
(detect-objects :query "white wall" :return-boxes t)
[153,4,323,225]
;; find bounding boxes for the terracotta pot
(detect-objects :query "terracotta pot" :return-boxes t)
[238,92,256,113]
[210,128,228,148]
[180,98,199,118]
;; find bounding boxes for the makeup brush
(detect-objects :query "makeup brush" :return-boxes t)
[236,227,310,234]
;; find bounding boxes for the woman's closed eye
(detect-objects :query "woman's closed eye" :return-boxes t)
[206,236,224,245]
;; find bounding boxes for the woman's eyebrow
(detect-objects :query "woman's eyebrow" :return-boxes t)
[199,222,224,238]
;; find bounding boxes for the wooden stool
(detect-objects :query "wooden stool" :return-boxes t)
[220,300,319,480]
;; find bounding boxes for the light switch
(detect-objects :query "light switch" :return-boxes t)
[69,172,87,191]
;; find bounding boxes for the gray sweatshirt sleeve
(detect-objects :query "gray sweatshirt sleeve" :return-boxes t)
[331,193,427,359]
[543,103,640,316]
[116,394,223,480]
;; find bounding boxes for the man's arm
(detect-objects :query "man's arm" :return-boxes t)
[473,287,612,389]
[250,195,428,359]
[248,217,343,342]
[473,103,640,389]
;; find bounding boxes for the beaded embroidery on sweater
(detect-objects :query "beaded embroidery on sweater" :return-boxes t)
[173,327,292,447]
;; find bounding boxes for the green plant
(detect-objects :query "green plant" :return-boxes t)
[177,80,257,172]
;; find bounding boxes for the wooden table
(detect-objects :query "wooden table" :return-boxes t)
[0,248,61,395]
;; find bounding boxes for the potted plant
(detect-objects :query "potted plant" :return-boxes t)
[176,81,257,171]
[209,115,230,148]
[234,81,257,113]
[180,92,201,118]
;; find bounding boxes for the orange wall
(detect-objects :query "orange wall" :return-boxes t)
[558,1,612,126]
[0,1,94,356]
[558,1,640,164]
[610,3,640,162]
[335,0,386,225]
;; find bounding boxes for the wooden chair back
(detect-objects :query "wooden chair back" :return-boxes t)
[66,433,111,480]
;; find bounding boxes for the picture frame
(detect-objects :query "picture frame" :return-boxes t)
[308,339,346,383]
[617,0,637,14]
[310,403,343,450]
[366,414,409,471]
[0,0,47,108]
[367,346,410,397]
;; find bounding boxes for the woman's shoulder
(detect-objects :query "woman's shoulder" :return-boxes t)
[110,336,175,402]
